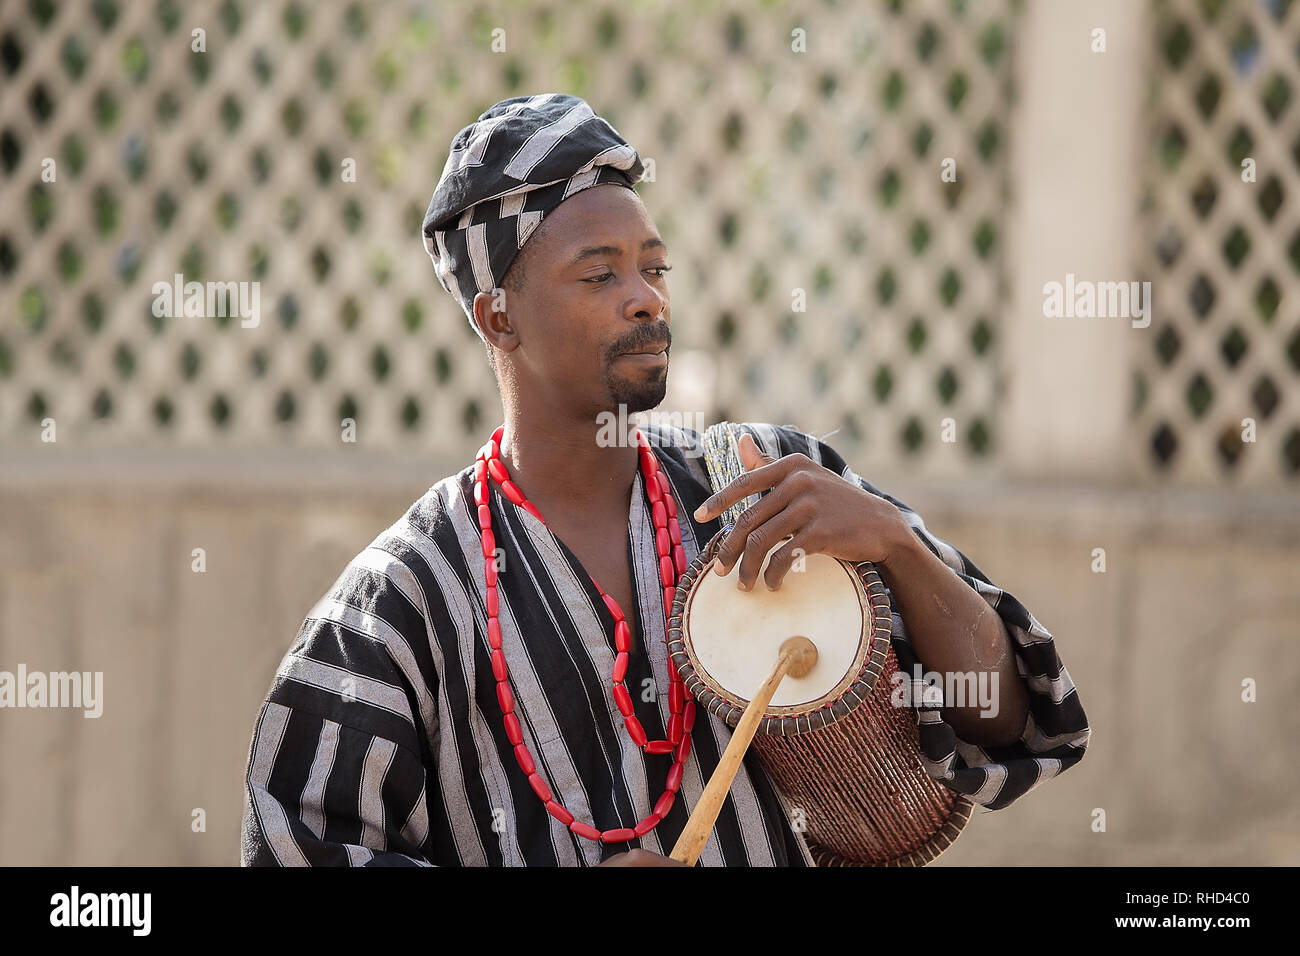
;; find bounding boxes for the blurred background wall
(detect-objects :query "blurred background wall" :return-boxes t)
[0,0,1296,865]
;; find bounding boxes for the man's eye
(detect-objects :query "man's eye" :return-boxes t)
[583,273,614,283]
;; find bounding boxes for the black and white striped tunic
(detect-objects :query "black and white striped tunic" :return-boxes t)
[240,423,1090,866]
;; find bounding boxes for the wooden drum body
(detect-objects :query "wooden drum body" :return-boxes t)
[667,531,972,866]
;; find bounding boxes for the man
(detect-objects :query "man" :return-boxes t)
[240,93,1089,867]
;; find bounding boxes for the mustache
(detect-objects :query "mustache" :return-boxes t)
[608,322,672,359]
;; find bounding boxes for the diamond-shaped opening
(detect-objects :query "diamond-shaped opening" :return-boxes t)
[972,219,996,259]
[1286,327,1300,373]
[400,396,421,430]
[1221,226,1250,269]
[1257,176,1284,221]
[1225,124,1253,165]
[1260,72,1290,121]
[1156,227,1183,267]
[1189,273,1217,317]
[1,32,22,77]
[1155,324,1182,366]
[970,317,993,355]
[1215,422,1245,469]
[209,393,231,428]
[882,70,905,111]
[462,398,482,435]
[275,390,296,423]
[945,71,968,111]
[1162,20,1192,70]
[1228,19,1260,75]
[909,219,930,256]
[1219,325,1249,367]
[338,394,359,424]
[1151,422,1179,467]
[875,267,896,306]
[878,167,900,208]
[152,395,173,426]
[1194,72,1222,119]
[1288,229,1300,278]
[936,366,959,404]
[1132,370,1148,415]
[916,20,939,61]
[1190,173,1217,218]
[91,388,112,419]
[1160,122,1188,170]
[1,127,21,174]
[1184,371,1214,418]
[873,364,893,402]
[938,268,961,307]
[906,317,927,353]
[308,342,328,381]
[911,121,933,158]
[975,120,1000,162]
[26,389,48,421]
[1251,374,1279,418]
[1282,428,1300,475]
[968,418,991,456]
[1254,276,1280,324]
[979,22,1005,66]
[901,416,924,453]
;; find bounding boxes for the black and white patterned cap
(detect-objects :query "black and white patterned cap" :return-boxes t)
[421,93,646,339]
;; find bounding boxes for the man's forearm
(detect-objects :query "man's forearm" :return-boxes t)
[875,528,1029,747]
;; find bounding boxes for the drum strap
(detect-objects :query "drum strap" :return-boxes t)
[701,422,766,532]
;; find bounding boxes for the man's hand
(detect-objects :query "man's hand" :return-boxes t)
[693,432,913,592]
[596,849,688,867]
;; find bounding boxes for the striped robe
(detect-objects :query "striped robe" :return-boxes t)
[240,422,1090,866]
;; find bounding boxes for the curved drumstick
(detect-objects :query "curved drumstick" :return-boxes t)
[669,635,818,866]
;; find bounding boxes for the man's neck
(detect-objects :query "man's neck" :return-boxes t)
[497,406,639,521]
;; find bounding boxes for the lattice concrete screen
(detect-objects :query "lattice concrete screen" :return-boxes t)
[0,0,1017,480]
[1137,0,1300,483]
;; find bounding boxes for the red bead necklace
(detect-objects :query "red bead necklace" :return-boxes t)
[473,424,696,844]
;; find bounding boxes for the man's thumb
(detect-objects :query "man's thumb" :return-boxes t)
[738,432,774,471]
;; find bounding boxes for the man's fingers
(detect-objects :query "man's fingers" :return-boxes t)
[735,510,804,591]
[762,533,812,592]
[694,455,790,522]
[712,489,789,574]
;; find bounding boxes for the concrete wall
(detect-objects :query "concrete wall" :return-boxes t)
[1,454,1295,865]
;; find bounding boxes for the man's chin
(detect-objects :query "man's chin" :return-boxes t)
[607,372,668,414]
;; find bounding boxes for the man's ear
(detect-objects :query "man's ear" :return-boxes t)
[473,289,520,353]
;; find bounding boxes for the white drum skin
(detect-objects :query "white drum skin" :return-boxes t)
[685,546,868,710]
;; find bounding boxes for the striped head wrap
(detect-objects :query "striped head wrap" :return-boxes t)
[421,93,646,340]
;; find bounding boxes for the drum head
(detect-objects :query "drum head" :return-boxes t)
[685,546,867,710]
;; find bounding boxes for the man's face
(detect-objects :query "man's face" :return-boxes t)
[493,183,672,417]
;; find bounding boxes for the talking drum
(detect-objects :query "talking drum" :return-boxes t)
[667,530,973,866]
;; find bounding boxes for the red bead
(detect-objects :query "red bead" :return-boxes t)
[485,557,498,588]
[474,481,488,507]
[602,593,624,621]
[602,827,636,844]
[659,556,675,587]
[528,773,552,802]
[480,530,495,559]
[488,618,503,650]
[667,713,683,745]
[504,713,523,746]
[684,701,697,732]
[656,527,670,555]
[652,501,667,527]
[624,716,648,747]
[667,517,681,544]
[522,501,545,524]
[491,648,508,682]
[663,493,677,520]
[656,473,671,498]
[496,682,514,713]
[487,437,500,459]
[614,620,632,653]
[673,545,686,572]
[501,479,525,506]
[486,585,498,617]
[669,682,684,712]
[666,763,684,792]
[546,801,574,827]
[612,651,629,683]
[570,821,602,841]
[674,733,692,764]
[515,744,535,776]
[474,459,487,482]
[634,812,662,837]
[646,477,662,503]
[487,458,508,484]
[491,425,504,444]
[654,791,676,818]
[613,683,634,717]
[645,740,673,754]
[477,503,491,530]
